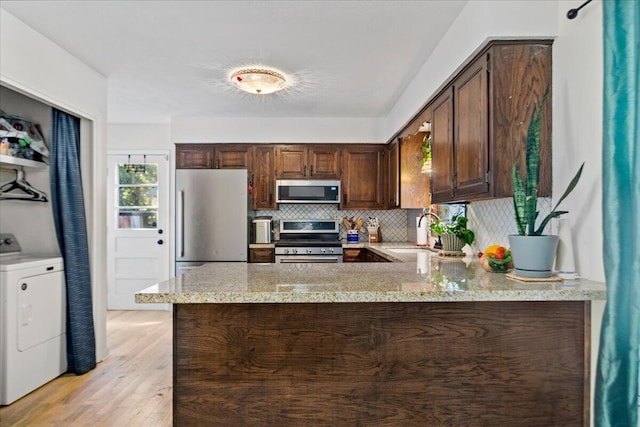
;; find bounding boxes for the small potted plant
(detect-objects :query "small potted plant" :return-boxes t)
[421,133,432,174]
[509,89,584,278]
[430,215,475,253]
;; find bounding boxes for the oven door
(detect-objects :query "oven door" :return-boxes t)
[275,255,343,264]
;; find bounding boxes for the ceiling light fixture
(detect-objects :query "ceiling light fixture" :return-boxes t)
[230,68,287,94]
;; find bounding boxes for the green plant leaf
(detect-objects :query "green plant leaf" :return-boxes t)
[550,162,585,215]
[512,165,526,235]
[534,210,569,235]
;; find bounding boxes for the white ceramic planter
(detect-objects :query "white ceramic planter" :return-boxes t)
[508,235,559,278]
[441,234,464,252]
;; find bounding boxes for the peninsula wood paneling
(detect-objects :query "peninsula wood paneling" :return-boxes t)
[174,301,589,426]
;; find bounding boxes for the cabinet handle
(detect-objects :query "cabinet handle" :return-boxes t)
[310,165,314,176]
[269,193,273,205]
[304,165,307,176]
[343,193,347,204]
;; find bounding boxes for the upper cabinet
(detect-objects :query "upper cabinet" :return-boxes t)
[427,41,552,203]
[216,144,251,169]
[275,145,340,179]
[252,145,276,210]
[176,144,251,169]
[176,144,215,169]
[387,140,399,209]
[341,145,386,210]
[429,88,455,202]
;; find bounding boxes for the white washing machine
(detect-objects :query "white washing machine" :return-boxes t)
[0,234,67,405]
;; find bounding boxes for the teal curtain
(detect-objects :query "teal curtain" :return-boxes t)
[596,1,640,426]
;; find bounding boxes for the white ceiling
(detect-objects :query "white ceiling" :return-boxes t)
[1,1,467,124]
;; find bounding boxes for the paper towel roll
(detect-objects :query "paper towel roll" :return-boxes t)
[416,217,428,245]
[555,218,576,274]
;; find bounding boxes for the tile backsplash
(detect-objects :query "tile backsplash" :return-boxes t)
[467,197,552,251]
[255,198,552,247]
[255,205,408,242]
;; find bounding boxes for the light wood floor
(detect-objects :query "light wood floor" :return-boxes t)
[0,310,172,427]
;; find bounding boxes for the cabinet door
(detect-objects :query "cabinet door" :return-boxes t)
[308,145,341,179]
[216,144,251,169]
[253,146,276,210]
[400,132,431,208]
[275,145,307,178]
[249,248,274,263]
[176,144,215,169]
[387,140,399,209]
[430,89,455,202]
[489,43,552,198]
[341,145,386,210]
[454,55,489,198]
[343,248,362,263]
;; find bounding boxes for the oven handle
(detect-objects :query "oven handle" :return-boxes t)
[277,257,341,264]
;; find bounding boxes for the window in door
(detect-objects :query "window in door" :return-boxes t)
[116,161,159,229]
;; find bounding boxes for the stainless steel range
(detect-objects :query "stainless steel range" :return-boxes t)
[274,219,343,263]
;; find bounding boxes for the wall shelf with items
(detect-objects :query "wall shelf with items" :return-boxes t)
[0,154,48,170]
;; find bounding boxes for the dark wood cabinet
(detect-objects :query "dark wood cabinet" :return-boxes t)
[343,248,391,262]
[343,248,364,263]
[216,144,251,169]
[308,145,341,179]
[176,143,250,169]
[249,247,274,263]
[275,145,340,179]
[453,55,489,199]
[253,145,276,210]
[341,145,386,210]
[176,144,215,169]
[387,140,399,209]
[428,41,552,203]
[430,88,455,202]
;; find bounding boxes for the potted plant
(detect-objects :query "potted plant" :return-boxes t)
[430,215,475,253]
[420,133,432,174]
[509,89,584,278]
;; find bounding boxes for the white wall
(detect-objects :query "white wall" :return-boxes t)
[171,116,384,144]
[1,9,109,361]
[108,123,171,151]
[553,0,604,282]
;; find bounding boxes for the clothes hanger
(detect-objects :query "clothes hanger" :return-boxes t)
[0,167,48,202]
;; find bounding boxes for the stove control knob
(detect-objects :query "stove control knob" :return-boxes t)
[293,249,298,254]
[307,248,312,254]
[329,248,335,254]
[320,248,326,254]
[283,248,289,255]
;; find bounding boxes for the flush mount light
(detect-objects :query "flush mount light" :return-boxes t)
[230,68,287,94]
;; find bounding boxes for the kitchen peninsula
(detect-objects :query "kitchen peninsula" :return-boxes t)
[137,247,605,426]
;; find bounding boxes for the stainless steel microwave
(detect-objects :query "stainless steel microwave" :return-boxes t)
[275,180,341,204]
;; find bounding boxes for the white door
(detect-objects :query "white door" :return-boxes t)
[107,153,170,310]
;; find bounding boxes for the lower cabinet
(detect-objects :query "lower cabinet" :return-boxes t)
[249,248,275,263]
[343,248,390,263]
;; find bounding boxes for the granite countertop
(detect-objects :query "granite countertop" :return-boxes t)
[137,243,606,304]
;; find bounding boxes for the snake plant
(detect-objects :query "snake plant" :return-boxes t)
[512,88,584,236]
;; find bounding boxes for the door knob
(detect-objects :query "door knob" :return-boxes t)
[158,229,163,234]
[157,239,164,245]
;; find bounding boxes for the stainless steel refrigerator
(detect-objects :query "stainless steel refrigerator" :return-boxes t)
[175,169,248,276]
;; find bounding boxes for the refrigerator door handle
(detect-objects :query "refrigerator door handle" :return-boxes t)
[177,190,184,258]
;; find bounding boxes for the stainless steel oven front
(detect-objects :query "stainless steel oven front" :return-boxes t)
[274,246,343,263]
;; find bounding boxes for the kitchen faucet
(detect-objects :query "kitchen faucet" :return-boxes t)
[419,209,443,249]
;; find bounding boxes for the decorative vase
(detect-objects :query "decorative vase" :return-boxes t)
[508,235,559,278]
[440,233,464,252]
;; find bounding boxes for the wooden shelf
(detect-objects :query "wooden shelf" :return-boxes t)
[0,154,48,170]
